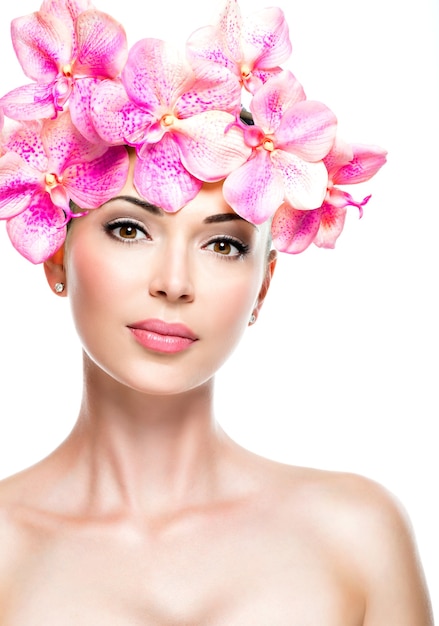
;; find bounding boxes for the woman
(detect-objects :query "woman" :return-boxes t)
[0,0,434,622]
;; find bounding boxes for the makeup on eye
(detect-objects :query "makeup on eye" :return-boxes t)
[104,219,251,257]
[203,236,250,258]
[104,218,149,242]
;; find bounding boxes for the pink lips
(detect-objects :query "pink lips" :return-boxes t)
[128,318,198,354]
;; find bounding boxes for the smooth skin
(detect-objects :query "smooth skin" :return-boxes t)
[0,156,433,625]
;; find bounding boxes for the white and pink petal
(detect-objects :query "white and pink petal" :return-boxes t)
[63,145,129,208]
[134,136,202,212]
[271,203,320,253]
[123,39,194,111]
[223,149,284,223]
[0,84,58,122]
[218,0,243,63]
[333,143,387,185]
[323,136,353,177]
[178,62,241,118]
[176,111,251,181]
[272,149,328,210]
[43,111,105,174]
[186,27,236,75]
[313,202,347,249]
[11,12,72,82]
[91,79,151,145]
[74,9,128,78]
[40,0,93,23]
[0,153,43,218]
[276,99,337,162]
[250,70,306,133]
[3,120,47,171]
[69,77,103,143]
[6,191,66,264]
[241,7,292,69]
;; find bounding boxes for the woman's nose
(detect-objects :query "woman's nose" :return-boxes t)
[148,244,194,303]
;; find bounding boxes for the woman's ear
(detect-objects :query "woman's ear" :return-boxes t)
[43,245,67,296]
[251,249,277,323]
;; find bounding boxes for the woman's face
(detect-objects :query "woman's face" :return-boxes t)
[61,156,274,396]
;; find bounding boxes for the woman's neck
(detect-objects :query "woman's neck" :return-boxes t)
[50,354,233,520]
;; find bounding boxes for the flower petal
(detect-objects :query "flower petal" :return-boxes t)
[43,111,105,174]
[123,38,194,112]
[69,77,103,143]
[241,7,292,69]
[218,0,243,63]
[134,135,202,212]
[186,26,236,75]
[4,120,47,171]
[277,99,337,161]
[323,136,353,177]
[176,111,251,181]
[91,79,151,145]
[0,152,42,218]
[40,0,93,22]
[250,70,306,132]
[223,149,284,223]
[0,84,57,121]
[63,145,129,209]
[6,191,66,264]
[246,66,283,93]
[11,11,71,82]
[74,10,128,78]
[272,149,328,210]
[332,143,387,185]
[272,203,320,253]
[177,61,241,118]
[313,202,347,248]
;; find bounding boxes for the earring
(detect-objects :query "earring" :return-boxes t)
[249,313,256,324]
[54,282,65,293]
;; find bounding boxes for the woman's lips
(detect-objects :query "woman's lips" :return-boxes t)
[127,319,198,354]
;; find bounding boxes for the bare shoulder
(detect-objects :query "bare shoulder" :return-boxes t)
[0,467,46,573]
[0,469,34,540]
[0,472,31,593]
[268,461,434,626]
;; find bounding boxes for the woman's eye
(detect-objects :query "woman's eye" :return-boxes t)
[205,238,248,257]
[106,221,147,241]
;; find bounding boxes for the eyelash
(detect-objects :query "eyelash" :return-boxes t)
[104,219,148,243]
[203,236,250,259]
[104,219,250,258]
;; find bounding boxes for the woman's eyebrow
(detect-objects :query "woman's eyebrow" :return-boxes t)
[105,195,162,215]
[203,213,256,227]
[104,198,257,228]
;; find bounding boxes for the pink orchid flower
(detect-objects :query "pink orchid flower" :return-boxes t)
[0,111,5,157]
[0,112,129,263]
[272,139,387,253]
[91,37,251,212]
[222,70,337,224]
[186,0,292,94]
[0,0,127,143]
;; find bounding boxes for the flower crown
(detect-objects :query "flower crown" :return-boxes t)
[0,0,386,264]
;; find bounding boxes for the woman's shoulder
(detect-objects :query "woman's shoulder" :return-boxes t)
[0,472,31,593]
[286,463,406,522]
[0,466,52,561]
[258,456,402,514]
[260,460,433,624]
[0,468,36,537]
[268,461,418,554]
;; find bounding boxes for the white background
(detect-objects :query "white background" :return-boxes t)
[0,0,438,617]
